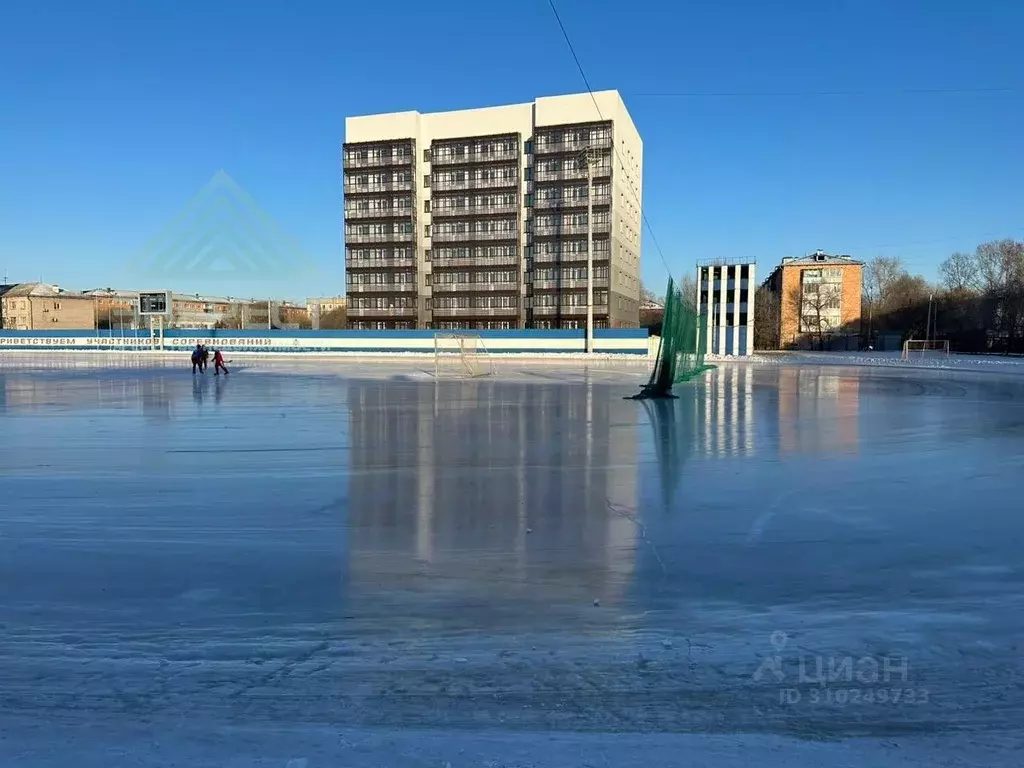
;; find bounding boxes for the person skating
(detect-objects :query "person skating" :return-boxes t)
[213,348,229,376]
[200,344,210,372]
[191,344,203,374]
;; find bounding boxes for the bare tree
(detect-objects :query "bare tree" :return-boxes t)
[938,252,979,293]
[640,281,661,305]
[864,256,904,310]
[677,274,697,309]
[320,307,347,330]
[753,285,780,349]
[788,281,840,350]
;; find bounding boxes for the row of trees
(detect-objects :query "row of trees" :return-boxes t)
[863,239,1024,353]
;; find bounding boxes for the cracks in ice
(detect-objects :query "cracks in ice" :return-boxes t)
[606,500,666,582]
[229,639,331,700]
[747,489,798,545]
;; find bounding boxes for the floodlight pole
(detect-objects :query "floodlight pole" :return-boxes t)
[579,146,602,354]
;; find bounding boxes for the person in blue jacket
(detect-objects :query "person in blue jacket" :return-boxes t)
[191,344,203,374]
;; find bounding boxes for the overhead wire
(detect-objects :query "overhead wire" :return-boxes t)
[629,86,1022,98]
[546,1,1020,276]
[545,0,676,282]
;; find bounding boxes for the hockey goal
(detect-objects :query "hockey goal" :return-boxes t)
[902,339,950,360]
[433,331,496,378]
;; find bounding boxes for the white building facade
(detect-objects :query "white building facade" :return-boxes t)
[343,91,643,330]
[696,259,756,357]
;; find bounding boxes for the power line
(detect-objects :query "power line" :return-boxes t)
[545,0,675,282]
[630,86,1021,99]
[847,228,1024,253]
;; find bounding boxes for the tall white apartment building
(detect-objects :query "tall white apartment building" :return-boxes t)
[342,91,643,330]
[696,259,757,356]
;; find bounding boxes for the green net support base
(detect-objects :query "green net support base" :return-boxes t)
[630,276,713,400]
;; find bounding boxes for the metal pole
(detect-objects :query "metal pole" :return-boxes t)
[586,156,594,353]
[926,293,933,343]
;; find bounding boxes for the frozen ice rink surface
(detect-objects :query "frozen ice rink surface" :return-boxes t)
[2,353,1023,767]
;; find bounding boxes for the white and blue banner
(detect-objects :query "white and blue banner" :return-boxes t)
[0,329,649,355]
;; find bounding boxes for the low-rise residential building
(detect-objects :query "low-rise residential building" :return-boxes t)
[307,296,346,315]
[763,251,863,349]
[0,283,96,330]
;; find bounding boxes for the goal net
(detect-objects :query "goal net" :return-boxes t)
[433,331,496,378]
[902,339,950,360]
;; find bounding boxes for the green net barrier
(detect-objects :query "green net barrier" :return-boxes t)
[632,276,714,399]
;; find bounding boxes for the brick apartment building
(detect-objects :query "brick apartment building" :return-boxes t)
[763,251,863,349]
[0,283,96,330]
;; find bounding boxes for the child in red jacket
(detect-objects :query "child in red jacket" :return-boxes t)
[213,349,229,376]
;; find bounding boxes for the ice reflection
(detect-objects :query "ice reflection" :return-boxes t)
[776,366,861,455]
[0,370,175,422]
[697,366,756,457]
[345,378,640,619]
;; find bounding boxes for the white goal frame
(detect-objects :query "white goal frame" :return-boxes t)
[902,339,950,360]
[433,331,497,379]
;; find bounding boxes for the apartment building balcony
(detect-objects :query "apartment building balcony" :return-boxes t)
[430,176,518,192]
[345,231,415,244]
[532,222,611,237]
[347,306,418,318]
[431,255,520,268]
[344,179,414,194]
[432,306,519,318]
[346,256,417,269]
[534,135,613,155]
[431,229,518,243]
[346,283,417,294]
[533,193,611,210]
[344,205,415,220]
[533,165,611,183]
[431,203,519,218]
[343,153,414,170]
[531,303,609,316]
[532,251,610,264]
[432,281,519,293]
[531,277,609,290]
[430,149,519,166]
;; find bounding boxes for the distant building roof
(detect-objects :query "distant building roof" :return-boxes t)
[779,250,863,267]
[82,288,140,298]
[2,282,86,298]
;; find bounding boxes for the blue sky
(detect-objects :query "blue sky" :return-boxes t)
[1,0,1021,301]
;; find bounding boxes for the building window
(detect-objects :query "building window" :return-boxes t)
[423,175,430,188]
[425,248,431,261]
[423,149,430,162]
[424,200,431,213]
[424,224,431,237]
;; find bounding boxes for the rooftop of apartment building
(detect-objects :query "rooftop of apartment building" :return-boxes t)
[2,282,83,298]
[345,89,634,127]
[778,250,863,267]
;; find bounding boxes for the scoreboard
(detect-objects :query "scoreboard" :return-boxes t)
[139,291,171,316]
